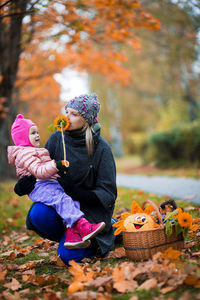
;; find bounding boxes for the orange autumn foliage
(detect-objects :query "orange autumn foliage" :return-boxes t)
[7,0,160,137]
[112,262,138,293]
[68,260,94,293]
[161,247,181,261]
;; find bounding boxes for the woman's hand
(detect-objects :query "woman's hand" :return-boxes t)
[14,175,36,196]
[56,160,70,172]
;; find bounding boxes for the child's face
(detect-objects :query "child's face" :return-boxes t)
[29,126,40,147]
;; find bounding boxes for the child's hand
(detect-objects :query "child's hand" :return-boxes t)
[56,160,70,171]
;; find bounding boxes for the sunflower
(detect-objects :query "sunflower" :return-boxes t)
[53,115,70,163]
[177,212,193,228]
[174,207,183,219]
[54,115,69,131]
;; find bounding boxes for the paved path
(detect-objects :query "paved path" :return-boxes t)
[117,174,200,204]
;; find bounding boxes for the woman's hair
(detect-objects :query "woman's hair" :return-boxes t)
[83,123,93,156]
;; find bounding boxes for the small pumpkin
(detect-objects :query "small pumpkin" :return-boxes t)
[123,213,155,231]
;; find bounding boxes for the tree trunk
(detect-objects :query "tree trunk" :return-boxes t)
[0,0,29,179]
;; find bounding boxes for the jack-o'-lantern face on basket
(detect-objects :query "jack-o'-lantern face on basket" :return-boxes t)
[123,213,155,231]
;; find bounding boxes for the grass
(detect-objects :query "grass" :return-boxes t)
[0,180,32,232]
[0,181,200,299]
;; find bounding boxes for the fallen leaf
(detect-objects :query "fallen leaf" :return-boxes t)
[191,251,200,257]
[184,241,196,249]
[17,235,30,243]
[68,281,84,294]
[50,255,65,266]
[7,264,19,271]
[22,274,35,283]
[178,291,192,300]
[2,236,11,246]
[18,288,30,295]
[22,269,36,276]
[4,278,22,291]
[42,291,62,300]
[129,297,138,300]
[37,275,57,285]
[161,247,181,260]
[112,263,138,293]
[1,291,20,300]
[34,238,45,244]
[86,276,112,288]
[106,247,126,258]
[0,269,7,282]
[113,278,137,293]
[137,278,158,290]
[0,264,6,272]
[68,260,94,282]
[184,275,200,288]
[13,211,22,219]
[18,261,37,271]
[97,292,112,300]
[68,291,97,299]
[160,286,176,294]
[0,250,17,258]
[18,260,44,271]
[11,197,19,208]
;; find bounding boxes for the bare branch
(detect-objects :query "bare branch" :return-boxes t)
[17,71,59,87]
[0,9,34,19]
[0,0,12,10]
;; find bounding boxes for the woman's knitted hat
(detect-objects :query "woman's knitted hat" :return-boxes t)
[11,114,35,146]
[65,93,100,125]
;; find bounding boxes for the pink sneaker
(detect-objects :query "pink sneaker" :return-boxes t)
[75,218,105,241]
[64,227,91,249]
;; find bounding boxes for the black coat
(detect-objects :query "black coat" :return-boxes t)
[45,126,117,256]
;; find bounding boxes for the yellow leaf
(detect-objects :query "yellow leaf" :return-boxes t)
[68,281,84,294]
[161,247,181,260]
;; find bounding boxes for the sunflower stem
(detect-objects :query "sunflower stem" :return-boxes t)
[61,123,67,171]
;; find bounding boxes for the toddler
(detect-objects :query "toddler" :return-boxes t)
[8,114,105,249]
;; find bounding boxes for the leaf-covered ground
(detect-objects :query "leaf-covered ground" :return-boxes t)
[0,181,200,300]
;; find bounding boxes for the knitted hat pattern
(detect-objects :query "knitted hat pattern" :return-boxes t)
[65,93,100,125]
[11,114,35,147]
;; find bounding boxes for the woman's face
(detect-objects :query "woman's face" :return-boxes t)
[65,107,86,131]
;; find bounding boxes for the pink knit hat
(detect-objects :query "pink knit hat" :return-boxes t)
[11,114,35,146]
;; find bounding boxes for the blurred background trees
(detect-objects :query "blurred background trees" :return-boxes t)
[0,0,199,178]
[90,0,200,166]
[0,0,160,178]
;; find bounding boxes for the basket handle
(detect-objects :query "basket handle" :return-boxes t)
[141,199,164,227]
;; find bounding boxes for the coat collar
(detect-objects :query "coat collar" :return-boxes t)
[64,123,101,147]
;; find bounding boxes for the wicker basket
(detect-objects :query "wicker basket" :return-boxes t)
[123,200,184,261]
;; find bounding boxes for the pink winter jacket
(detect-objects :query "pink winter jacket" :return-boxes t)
[7,146,59,180]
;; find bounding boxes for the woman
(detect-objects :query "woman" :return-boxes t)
[14,93,118,265]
